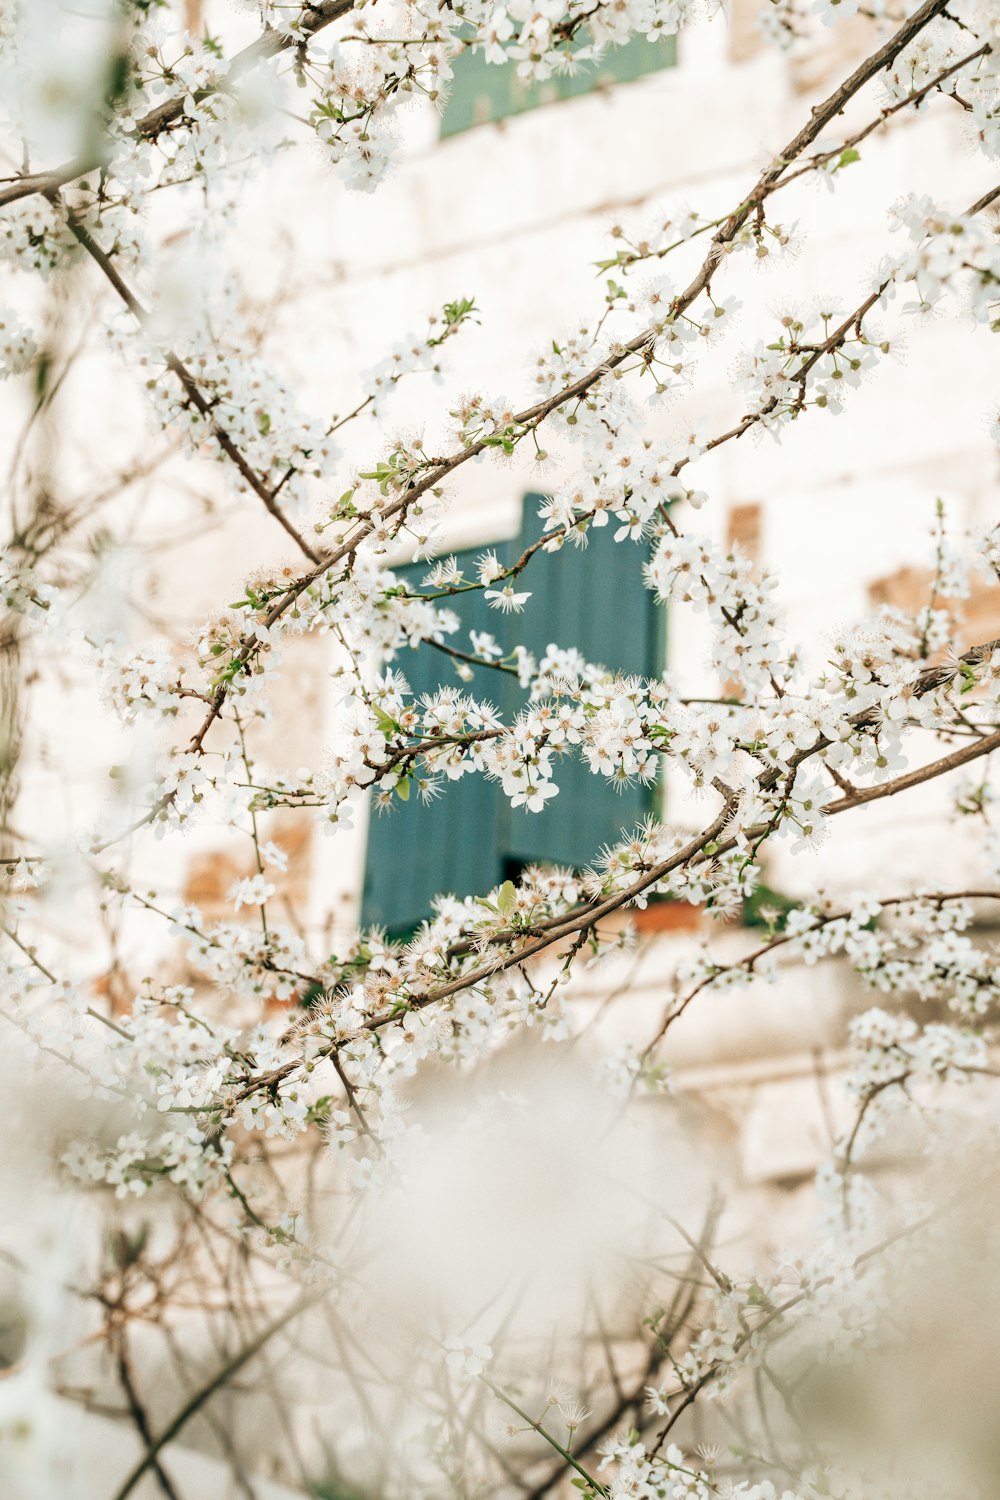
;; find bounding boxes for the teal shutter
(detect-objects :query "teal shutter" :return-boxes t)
[360,505,659,934]
[495,499,657,870]
[360,539,517,934]
[441,34,678,137]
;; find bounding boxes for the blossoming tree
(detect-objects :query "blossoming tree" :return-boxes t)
[2,0,1000,1495]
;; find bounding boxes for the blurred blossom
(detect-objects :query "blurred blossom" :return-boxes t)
[312,1040,714,1488]
[7,0,121,164]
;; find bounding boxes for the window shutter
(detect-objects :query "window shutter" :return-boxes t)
[360,544,515,933]
[440,34,678,138]
[496,497,658,871]
[360,508,660,933]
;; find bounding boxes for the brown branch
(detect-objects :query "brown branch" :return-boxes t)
[426,637,514,675]
[114,1335,184,1500]
[821,728,1000,812]
[643,887,1000,1058]
[970,182,1000,213]
[746,39,991,201]
[110,1288,320,1500]
[230,803,738,1104]
[523,1198,721,1497]
[759,635,1000,793]
[683,172,1000,468]
[58,206,321,563]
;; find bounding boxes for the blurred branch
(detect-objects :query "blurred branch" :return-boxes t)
[110,1288,321,1500]
[0,0,357,210]
[58,204,322,563]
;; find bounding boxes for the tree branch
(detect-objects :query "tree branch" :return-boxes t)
[821,728,1000,812]
[109,1289,320,1500]
[0,0,356,210]
[59,206,322,563]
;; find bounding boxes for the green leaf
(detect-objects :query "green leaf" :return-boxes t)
[395,777,410,801]
[837,146,861,169]
[498,880,516,916]
[443,295,477,325]
[33,349,52,401]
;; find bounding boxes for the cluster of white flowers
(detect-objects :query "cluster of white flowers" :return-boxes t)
[65,1120,234,1198]
[885,194,1000,324]
[0,304,36,378]
[137,334,339,518]
[732,309,886,434]
[843,1005,987,1152]
[884,8,1000,163]
[0,549,56,620]
[99,643,182,722]
[977,521,1000,577]
[598,1432,817,1500]
[0,195,74,277]
[150,505,998,884]
[308,30,438,193]
[358,297,478,418]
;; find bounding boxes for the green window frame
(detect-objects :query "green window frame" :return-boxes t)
[440,32,677,138]
[361,497,663,934]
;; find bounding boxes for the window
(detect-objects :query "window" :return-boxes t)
[440,33,678,137]
[361,497,662,934]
